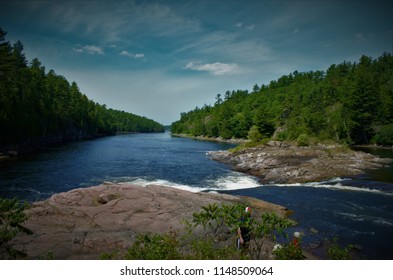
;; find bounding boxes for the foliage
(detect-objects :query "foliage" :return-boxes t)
[185,237,241,260]
[171,53,393,145]
[125,230,182,260]
[117,203,297,260]
[248,212,296,259]
[0,28,164,146]
[374,123,393,146]
[0,197,32,259]
[189,203,296,260]
[296,133,309,146]
[229,141,265,153]
[327,238,353,260]
[190,203,244,236]
[248,125,263,142]
[273,237,305,260]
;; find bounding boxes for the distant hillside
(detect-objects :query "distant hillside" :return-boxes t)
[171,53,393,145]
[0,28,164,146]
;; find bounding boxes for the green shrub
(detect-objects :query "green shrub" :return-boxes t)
[275,131,288,141]
[297,133,309,146]
[273,237,305,260]
[327,238,353,260]
[375,123,393,146]
[190,203,296,260]
[0,197,32,259]
[119,203,297,260]
[186,237,241,260]
[125,230,182,260]
[248,125,263,143]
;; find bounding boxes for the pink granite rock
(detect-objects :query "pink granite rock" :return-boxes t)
[12,183,287,259]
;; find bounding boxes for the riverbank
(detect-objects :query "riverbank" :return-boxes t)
[171,133,248,144]
[207,140,393,184]
[0,132,165,161]
[10,182,292,260]
[0,134,107,161]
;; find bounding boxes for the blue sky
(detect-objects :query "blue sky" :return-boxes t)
[1,0,392,125]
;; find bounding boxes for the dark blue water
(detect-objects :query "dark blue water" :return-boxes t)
[0,133,256,201]
[228,181,393,259]
[227,147,393,260]
[1,133,393,259]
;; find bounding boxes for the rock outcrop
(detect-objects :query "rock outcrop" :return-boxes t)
[208,141,392,184]
[11,182,288,259]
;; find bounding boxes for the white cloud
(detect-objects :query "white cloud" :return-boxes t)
[184,61,241,75]
[30,1,202,43]
[235,22,254,30]
[120,50,145,59]
[59,68,252,125]
[73,45,104,55]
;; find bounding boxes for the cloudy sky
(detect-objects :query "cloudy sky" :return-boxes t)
[1,0,392,125]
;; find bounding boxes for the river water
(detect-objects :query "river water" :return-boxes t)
[1,132,392,259]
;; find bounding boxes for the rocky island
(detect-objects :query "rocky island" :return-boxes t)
[207,141,392,184]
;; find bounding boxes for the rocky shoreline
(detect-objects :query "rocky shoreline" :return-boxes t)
[11,182,289,260]
[171,133,248,144]
[207,141,392,184]
[9,140,391,260]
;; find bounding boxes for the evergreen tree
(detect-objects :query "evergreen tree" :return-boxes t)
[0,29,164,146]
[171,53,393,145]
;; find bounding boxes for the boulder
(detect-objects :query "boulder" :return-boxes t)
[207,142,392,184]
[11,183,288,259]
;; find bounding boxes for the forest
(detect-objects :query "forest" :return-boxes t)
[0,29,164,147]
[171,53,393,146]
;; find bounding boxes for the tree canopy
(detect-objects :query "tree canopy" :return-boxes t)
[171,53,393,145]
[0,28,164,146]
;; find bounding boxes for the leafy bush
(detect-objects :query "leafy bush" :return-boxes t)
[297,133,309,146]
[273,236,305,260]
[189,203,296,259]
[119,203,297,260]
[185,237,241,260]
[275,131,288,141]
[0,197,32,259]
[125,230,182,260]
[374,123,393,146]
[248,125,263,143]
[327,238,353,260]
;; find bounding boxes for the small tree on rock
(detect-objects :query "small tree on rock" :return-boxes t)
[248,125,263,143]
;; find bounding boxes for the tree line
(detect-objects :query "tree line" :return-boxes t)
[171,53,393,145]
[0,28,164,146]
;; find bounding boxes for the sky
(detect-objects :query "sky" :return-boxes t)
[1,0,392,125]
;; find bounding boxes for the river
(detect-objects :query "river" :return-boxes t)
[1,132,392,259]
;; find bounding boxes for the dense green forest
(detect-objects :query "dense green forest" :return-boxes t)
[0,29,164,146]
[171,53,393,145]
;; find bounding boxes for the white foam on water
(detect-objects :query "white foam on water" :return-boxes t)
[115,172,261,193]
[116,175,391,196]
[121,177,208,193]
[208,172,260,191]
[272,177,392,195]
[336,212,365,222]
[309,183,381,193]
[374,218,393,226]
[336,212,393,227]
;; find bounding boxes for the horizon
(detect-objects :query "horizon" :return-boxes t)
[1,0,392,125]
